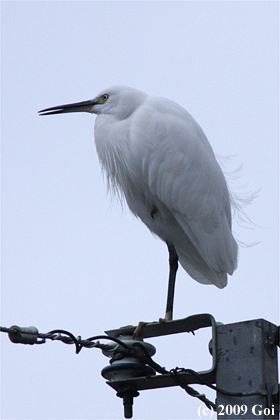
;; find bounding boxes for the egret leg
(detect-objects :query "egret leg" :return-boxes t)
[134,242,178,337]
[165,242,178,321]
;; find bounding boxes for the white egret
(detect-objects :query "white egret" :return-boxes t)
[39,86,238,320]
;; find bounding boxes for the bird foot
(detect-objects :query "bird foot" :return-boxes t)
[161,310,173,322]
[133,321,153,338]
[133,312,173,337]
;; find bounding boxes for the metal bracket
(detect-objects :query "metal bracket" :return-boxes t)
[266,383,280,412]
[104,313,217,393]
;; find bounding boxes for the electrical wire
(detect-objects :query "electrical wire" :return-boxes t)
[0,326,130,354]
[0,324,270,410]
[128,341,216,410]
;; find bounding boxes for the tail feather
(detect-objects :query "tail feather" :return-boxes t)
[177,251,228,289]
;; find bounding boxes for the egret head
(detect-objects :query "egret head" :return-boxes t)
[39,86,147,120]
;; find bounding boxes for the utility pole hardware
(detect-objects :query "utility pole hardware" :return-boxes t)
[1,314,279,419]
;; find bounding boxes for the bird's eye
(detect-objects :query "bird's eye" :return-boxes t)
[102,94,109,102]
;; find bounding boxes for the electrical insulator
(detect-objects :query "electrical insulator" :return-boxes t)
[101,334,156,418]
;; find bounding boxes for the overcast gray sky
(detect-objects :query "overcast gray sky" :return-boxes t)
[1,1,279,419]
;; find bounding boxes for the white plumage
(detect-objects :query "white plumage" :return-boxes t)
[39,86,238,319]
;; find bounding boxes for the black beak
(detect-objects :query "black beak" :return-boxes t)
[38,99,98,116]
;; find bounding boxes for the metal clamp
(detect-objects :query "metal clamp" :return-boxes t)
[8,326,39,345]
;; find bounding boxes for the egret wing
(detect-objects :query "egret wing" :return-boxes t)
[131,98,237,284]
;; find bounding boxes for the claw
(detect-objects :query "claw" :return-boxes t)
[133,312,173,337]
[133,321,149,338]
